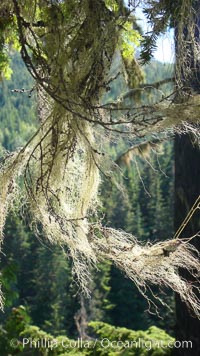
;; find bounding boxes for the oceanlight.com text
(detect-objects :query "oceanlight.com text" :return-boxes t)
[10,337,193,351]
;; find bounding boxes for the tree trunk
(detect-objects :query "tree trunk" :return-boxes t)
[174,134,200,355]
[174,0,200,353]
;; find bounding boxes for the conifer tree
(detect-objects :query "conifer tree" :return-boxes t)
[0,0,199,319]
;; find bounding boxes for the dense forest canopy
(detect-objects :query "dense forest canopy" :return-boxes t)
[0,0,200,320]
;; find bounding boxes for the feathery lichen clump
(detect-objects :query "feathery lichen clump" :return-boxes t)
[0,0,200,316]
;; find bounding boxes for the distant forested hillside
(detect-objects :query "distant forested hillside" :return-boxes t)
[103,57,174,104]
[0,52,37,151]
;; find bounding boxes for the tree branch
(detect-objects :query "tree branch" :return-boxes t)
[121,77,175,100]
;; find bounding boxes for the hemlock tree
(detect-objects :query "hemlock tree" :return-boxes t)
[173,0,200,354]
[175,135,200,355]
[0,0,199,317]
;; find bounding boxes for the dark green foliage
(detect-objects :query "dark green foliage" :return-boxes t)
[26,244,79,336]
[0,306,174,355]
[0,262,19,308]
[90,321,174,356]
[0,214,81,337]
[0,305,31,355]
[88,260,113,322]
[101,142,175,334]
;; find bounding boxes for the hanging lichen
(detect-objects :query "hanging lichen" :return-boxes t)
[0,0,199,316]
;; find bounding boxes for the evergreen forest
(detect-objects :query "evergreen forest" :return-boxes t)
[0,0,200,355]
[0,52,178,356]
